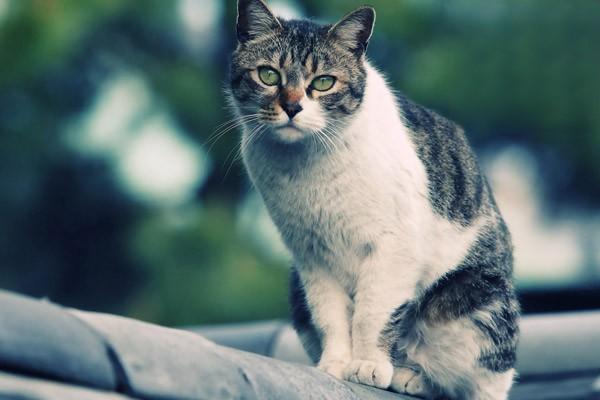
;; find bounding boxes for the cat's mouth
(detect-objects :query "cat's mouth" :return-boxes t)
[273,121,306,142]
[281,121,302,131]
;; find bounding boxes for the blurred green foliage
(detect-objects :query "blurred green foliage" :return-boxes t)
[0,0,598,325]
[128,205,288,325]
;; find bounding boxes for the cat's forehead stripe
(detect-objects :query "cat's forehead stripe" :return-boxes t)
[303,53,314,73]
[279,51,287,68]
[287,70,301,86]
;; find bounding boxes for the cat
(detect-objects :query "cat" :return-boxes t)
[228,0,520,399]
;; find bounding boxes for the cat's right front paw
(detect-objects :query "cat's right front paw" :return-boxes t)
[317,359,349,380]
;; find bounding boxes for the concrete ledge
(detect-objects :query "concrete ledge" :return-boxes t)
[72,310,408,400]
[0,290,410,399]
[2,289,600,399]
[0,291,116,390]
[0,371,134,400]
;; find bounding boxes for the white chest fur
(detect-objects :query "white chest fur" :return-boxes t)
[243,63,482,293]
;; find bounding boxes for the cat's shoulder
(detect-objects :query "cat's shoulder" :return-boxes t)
[396,94,465,145]
[394,94,488,225]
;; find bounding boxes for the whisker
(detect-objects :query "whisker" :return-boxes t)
[224,124,267,179]
[314,129,333,154]
[223,122,261,166]
[210,114,260,136]
[321,122,346,151]
[317,126,340,154]
[205,114,261,152]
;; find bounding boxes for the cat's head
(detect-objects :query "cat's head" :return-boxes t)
[229,0,375,143]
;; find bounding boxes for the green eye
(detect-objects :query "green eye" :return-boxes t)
[258,66,280,86]
[311,75,336,91]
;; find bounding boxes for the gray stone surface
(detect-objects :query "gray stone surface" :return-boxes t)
[192,320,286,356]
[0,291,116,390]
[509,375,600,400]
[199,313,600,385]
[516,311,600,379]
[2,289,600,399]
[270,324,314,365]
[0,371,134,400]
[189,315,600,398]
[73,310,410,400]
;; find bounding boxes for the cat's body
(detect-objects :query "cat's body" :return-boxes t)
[229,1,519,399]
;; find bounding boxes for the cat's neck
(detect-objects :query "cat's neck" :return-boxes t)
[343,61,408,144]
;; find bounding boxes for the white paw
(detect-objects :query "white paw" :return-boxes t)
[390,367,431,397]
[344,359,394,389]
[317,358,349,380]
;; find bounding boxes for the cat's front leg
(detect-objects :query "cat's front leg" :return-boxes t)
[298,266,353,380]
[345,247,420,389]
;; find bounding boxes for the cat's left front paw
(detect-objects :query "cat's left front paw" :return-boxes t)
[317,358,348,380]
[344,359,394,389]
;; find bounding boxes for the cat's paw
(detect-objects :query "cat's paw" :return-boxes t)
[317,358,349,380]
[344,359,394,389]
[390,367,431,397]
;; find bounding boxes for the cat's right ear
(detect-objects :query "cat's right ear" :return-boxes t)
[237,0,282,43]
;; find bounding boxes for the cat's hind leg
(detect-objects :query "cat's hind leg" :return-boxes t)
[383,262,519,399]
[390,366,432,398]
[403,299,517,399]
[400,317,514,400]
[469,369,515,400]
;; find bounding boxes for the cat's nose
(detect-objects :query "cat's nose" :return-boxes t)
[282,101,303,119]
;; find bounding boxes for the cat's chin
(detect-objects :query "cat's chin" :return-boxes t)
[272,125,308,143]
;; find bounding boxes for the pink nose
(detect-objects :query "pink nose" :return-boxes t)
[282,101,303,118]
[280,88,304,119]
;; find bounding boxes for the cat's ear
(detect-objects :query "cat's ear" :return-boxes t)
[328,6,375,57]
[237,0,282,43]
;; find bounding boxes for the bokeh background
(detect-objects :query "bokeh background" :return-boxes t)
[1,0,599,326]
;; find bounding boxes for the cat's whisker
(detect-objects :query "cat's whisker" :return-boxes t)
[321,123,346,151]
[311,129,327,153]
[224,123,267,179]
[290,115,341,154]
[222,123,262,174]
[210,114,261,136]
[206,115,261,152]
[318,131,336,154]
[316,125,341,154]
[238,123,264,158]
[209,121,254,144]
[213,112,260,129]
[223,145,245,179]
[316,129,335,154]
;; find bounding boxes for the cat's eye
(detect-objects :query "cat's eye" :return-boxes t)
[258,66,280,86]
[311,75,336,92]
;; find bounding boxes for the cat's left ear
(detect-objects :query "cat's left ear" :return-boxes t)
[237,0,282,43]
[328,6,375,57]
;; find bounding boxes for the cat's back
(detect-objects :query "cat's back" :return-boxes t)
[397,95,492,226]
